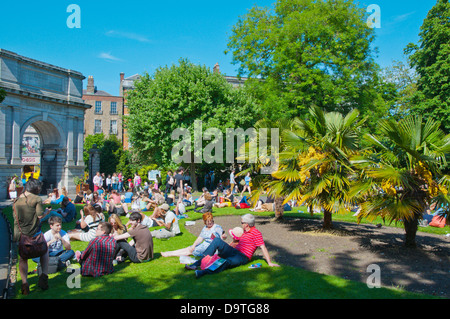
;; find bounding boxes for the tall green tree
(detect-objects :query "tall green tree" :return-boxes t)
[405,0,450,132]
[226,0,382,124]
[125,58,260,190]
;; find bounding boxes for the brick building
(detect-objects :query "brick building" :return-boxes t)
[120,72,140,150]
[82,75,124,143]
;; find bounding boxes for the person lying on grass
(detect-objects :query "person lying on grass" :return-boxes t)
[114,212,154,263]
[185,213,280,278]
[161,212,226,257]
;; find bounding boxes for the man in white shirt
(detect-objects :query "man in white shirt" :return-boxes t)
[151,204,180,239]
[93,172,102,192]
[32,216,75,268]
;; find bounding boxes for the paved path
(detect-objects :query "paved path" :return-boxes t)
[0,200,13,299]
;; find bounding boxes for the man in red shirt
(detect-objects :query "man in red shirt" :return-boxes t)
[185,214,279,278]
[77,222,116,277]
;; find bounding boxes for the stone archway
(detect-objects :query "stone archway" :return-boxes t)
[0,49,90,199]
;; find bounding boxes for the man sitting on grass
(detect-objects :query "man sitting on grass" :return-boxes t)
[76,222,116,277]
[114,212,154,263]
[185,213,279,278]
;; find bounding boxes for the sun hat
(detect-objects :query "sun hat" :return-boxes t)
[229,227,244,240]
[159,203,170,211]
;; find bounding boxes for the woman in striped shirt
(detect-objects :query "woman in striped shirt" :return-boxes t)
[68,205,104,242]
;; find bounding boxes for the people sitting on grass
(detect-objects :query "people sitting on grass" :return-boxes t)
[41,196,77,223]
[194,187,209,208]
[43,188,64,205]
[75,222,116,277]
[114,212,154,263]
[33,216,75,269]
[194,192,213,214]
[151,203,181,239]
[161,212,226,258]
[73,191,85,204]
[184,213,279,278]
[214,189,238,208]
[107,189,129,216]
[68,204,104,242]
[108,213,127,236]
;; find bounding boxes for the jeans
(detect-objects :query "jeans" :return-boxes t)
[193,238,249,275]
[32,249,75,267]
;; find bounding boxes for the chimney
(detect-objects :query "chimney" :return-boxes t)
[87,75,95,94]
[213,63,220,74]
[119,72,125,97]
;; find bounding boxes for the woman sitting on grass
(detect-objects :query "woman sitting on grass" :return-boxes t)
[68,204,104,242]
[161,212,226,257]
[214,189,238,208]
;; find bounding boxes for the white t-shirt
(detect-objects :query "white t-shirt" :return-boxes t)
[44,230,70,254]
[165,210,180,235]
[178,202,186,214]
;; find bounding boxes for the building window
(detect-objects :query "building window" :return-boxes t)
[110,120,117,135]
[110,102,118,115]
[95,101,102,114]
[94,120,102,134]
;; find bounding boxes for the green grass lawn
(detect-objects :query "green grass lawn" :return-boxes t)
[2,202,444,299]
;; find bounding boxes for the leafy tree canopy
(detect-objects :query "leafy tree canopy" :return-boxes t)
[226,0,383,123]
[405,0,450,132]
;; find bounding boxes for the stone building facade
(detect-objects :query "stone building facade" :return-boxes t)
[0,49,90,199]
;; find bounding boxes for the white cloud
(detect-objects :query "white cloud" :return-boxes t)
[393,11,416,22]
[98,52,123,62]
[106,30,151,43]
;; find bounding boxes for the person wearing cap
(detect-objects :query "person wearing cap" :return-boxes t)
[161,212,226,257]
[151,203,181,239]
[185,213,279,278]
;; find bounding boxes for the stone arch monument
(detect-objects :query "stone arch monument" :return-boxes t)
[0,49,91,199]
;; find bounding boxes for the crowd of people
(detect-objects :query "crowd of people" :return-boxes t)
[11,167,280,296]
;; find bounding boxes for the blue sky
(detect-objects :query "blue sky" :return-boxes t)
[0,1,436,96]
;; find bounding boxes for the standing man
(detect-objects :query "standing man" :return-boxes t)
[174,167,184,199]
[185,214,279,278]
[93,172,102,192]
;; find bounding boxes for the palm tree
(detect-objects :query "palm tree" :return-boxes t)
[350,115,450,247]
[266,106,366,229]
[235,118,293,220]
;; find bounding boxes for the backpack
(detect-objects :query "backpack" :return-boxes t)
[429,215,446,228]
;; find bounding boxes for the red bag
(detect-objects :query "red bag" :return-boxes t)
[201,254,221,270]
[239,203,250,209]
[429,215,446,228]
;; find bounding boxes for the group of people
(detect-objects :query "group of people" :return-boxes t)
[12,167,278,296]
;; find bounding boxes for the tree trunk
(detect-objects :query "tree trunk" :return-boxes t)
[403,216,418,248]
[323,209,333,230]
[189,161,198,192]
[273,197,285,221]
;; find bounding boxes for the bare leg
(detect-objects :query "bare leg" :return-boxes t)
[161,246,195,257]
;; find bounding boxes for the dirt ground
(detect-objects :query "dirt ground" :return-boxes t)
[185,214,450,298]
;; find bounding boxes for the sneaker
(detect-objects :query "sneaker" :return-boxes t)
[65,260,71,267]
[195,270,206,279]
[185,264,197,271]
